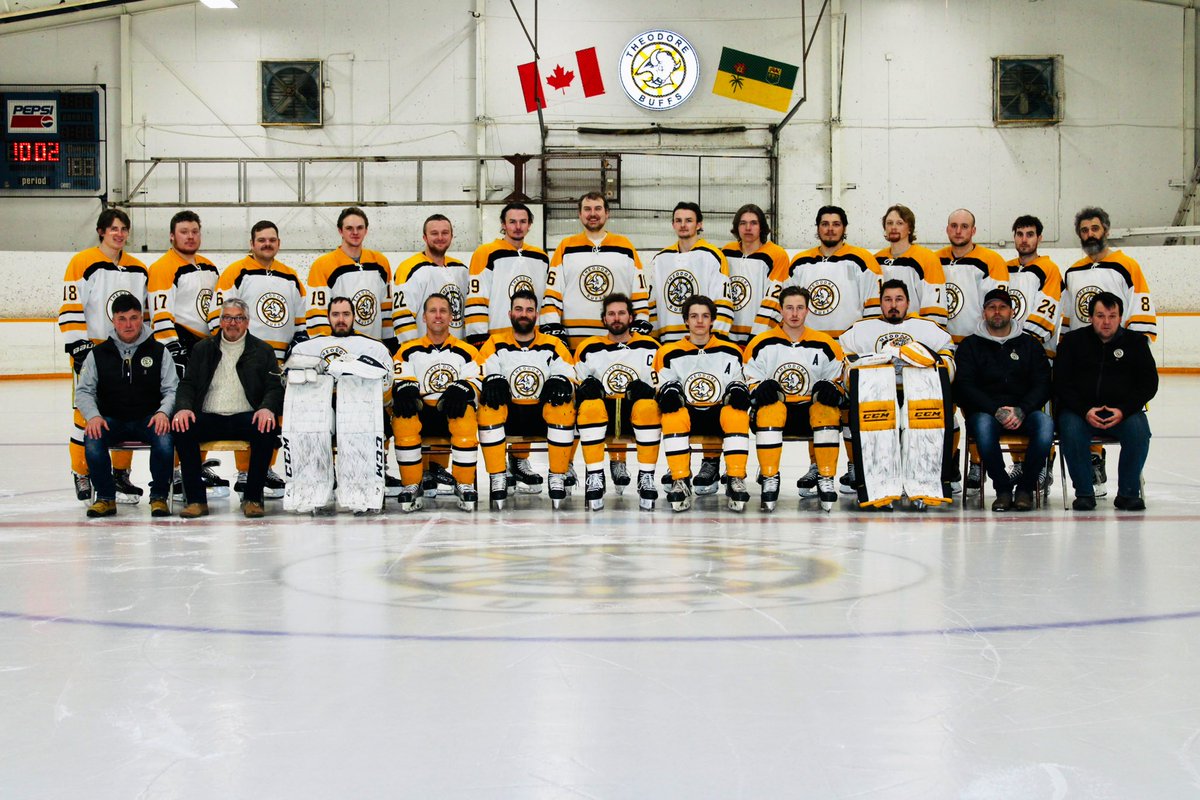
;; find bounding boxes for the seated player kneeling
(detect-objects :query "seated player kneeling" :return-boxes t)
[744,286,846,512]
[655,295,752,512]
[574,293,663,511]
[391,293,482,512]
[477,290,577,510]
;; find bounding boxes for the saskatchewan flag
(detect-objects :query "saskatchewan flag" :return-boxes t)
[712,48,799,112]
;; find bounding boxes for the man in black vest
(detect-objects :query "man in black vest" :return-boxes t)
[172,297,283,518]
[76,294,178,518]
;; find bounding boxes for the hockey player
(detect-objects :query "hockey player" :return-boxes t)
[719,203,789,346]
[541,191,649,349]
[875,204,948,326]
[1006,215,1062,353]
[476,290,576,509]
[305,207,395,349]
[391,293,481,512]
[935,209,1009,344]
[755,206,881,497]
[286,296,394,513]
[839,280,955,509]
[60,207,149,502]
[655,294,751,513]
[573,293,662,511]
[744,286,845,513]
[392,214,469,344]
[209,220,305,498]
[464,202,550,345]
[646,202,733,343]
[1061,206,1157,496]
[147,210,227,497]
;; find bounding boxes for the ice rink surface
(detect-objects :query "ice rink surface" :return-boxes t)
[2,377,1199,799]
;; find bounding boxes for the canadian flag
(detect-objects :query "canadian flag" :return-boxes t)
[518,47,605,113]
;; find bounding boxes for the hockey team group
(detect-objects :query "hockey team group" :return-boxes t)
[63,193,1159,518]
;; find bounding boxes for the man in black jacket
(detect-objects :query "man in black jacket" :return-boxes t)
[1054,291,1157,511]
[171,298,283,518]
[955,289,1053,511]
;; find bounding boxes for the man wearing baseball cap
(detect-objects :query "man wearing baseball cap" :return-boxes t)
[953,288,1053,511]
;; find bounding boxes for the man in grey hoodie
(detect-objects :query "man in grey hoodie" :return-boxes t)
[75,294,178,518]
[954,288,1052,511]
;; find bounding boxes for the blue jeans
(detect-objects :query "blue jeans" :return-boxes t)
[1057,409,1151,499]
[967,410,1054,494]
[83,415,174,500]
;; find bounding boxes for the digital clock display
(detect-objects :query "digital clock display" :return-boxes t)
[0,85,105,195]
[8,141,61,163]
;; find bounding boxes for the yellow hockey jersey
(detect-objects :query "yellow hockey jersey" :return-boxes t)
[1061,250,1157,340]
[573,334,660,396]
[465,240,550,339]
[209,256,306,362]
[543,232,648,346]
[476,330,574,405]
[393,335,481,407]
[875,243,948,327]
[654,335,745,408]
[756,243,882,338]
[647,240,733,343]
[305,247,393,339]
[59,247,149,345]
[935,244,1010,343]
[720,240,790,345]
[391,253,470,343]
[742,327,844,402]
[148,249,219,343]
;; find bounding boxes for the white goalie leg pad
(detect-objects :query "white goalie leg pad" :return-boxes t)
[899,365,952,505]
[282,372,335,513]
[333,372,387,513]
[849,363,902,505]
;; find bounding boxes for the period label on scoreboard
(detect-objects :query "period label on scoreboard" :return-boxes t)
[1,85,105,196]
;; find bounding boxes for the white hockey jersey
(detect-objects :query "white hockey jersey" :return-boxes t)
[647,240,733,343]
[1004,255,1062,352]
[148,249,219,344]
[720,240,789,345]
[875,243,948,327]
[573,334,660,396]
[291,332,393,401]
[306,248,393,340]
[391,253,470,343]
[654,335,745,408]
[476,330,574,405]
[393,335,482,406]
[935,244,1009,343]
[542,232,648,345]
[755,243,882,338]
[742,327,844,402]
[59,247,150,345]
[839,315,955,385]
[465,240,550,339]
[1061,250,1156,340]
[209,256,306,362]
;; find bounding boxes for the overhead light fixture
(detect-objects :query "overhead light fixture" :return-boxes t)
[199,0,238,8]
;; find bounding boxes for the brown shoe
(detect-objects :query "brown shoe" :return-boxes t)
[179,502,209,518]
[86,499,117,518]
[149,498,170,517]
[1012,490,1035,512]
[241,501,265,518]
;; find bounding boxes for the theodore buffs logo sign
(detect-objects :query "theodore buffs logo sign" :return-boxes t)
[619,30,700,111]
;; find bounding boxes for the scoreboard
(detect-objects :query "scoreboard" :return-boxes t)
[1,85,105,196]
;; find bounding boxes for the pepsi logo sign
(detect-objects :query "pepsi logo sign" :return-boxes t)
[7,100,57,134]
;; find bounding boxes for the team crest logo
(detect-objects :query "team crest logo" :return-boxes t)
[729,276,752,311]
[195,288,213,321]
[319,345,348,364]
[876,331,913,350]
[774,364,809,397]
[256,292,288,328]
[619,29,700,110]
[139,356,154,368]
[1007,288,1027,320]
[510,366,545,399]
[352,289,377,326]
[104,290,133,321]
[440,284,465,326]
[508,276,536,300]
[945,282,963,319]
[601,363,640,395]
[424,364,457,394]
[683,372,719,403]
[665,269,698,312]
[807,279,839,315]
[1076,286,1101,321]
[579,265,614,302]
